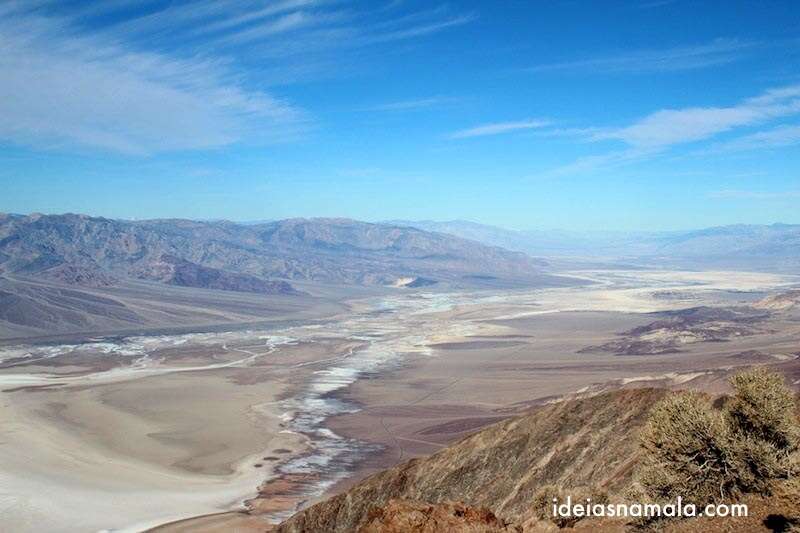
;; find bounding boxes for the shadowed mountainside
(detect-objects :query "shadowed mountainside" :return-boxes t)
[135,254,300,295]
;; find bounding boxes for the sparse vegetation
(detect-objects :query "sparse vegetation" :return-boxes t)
[638,391,738,504]
[636,367,800,521]
[727,367,799,456]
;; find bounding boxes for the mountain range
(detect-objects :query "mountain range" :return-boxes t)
[0,213,560,292]
[387,220,800,271]
[0,214,570,339]
[5,214,797,295]
[3,212,799,340]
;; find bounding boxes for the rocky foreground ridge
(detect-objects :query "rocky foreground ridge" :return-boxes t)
[272,371,800,533]
[276,388,664,532]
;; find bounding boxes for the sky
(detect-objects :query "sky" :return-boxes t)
[1,0,799,231]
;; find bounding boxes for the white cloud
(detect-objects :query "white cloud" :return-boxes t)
[360,97,457,112]
[527,39,756,74]
[746,85,800,105]
[544,84,800,176]
[0,1,476,155]
[96,1,473,55]
[705,124,800,153]
[364,14,476,43]
[543,147,658,177]
[0,10,309,155]
[186,0,323,37]
[595,84,800,148]
[450,120,550,139]
[212,11,348,46]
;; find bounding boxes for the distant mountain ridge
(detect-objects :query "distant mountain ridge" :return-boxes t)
[384,219,682,258]
[0,213,561,293]
[387,219,800,271]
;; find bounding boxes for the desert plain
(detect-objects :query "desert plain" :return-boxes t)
[1,268,799,532]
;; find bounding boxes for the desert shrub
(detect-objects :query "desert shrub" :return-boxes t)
[727,367,800,460]
[638,391,738,504]
[725,368,800,494]
[637,367,800,509]
[733,436,784,493]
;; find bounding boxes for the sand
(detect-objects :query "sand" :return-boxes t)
[0,366,304,532]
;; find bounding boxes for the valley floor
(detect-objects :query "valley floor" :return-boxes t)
[0,269,799,532]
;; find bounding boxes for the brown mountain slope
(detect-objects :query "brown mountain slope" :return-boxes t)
[275,388,668,533]
[358,500,520,532]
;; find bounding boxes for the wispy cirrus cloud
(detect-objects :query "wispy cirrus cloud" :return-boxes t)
[527,38,757,74]
[543,147,659,178]
[593,84,800,148]
[96,1,473,54]
[0,9,308,155]
[704,124,800,153]
[211,10,353,46]
[183,0,324,38]
[0,1,475,155]
[364,13,475,43]
[359,96,458,112]
[449,120,550,139]
[546,84,800,175]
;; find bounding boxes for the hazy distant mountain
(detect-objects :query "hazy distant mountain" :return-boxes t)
[0,213,562,292]
[644,224,800,270]
[384,220,668,258]
[387,220,800,271]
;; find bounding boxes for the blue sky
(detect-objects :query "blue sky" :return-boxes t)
[1,0,799,231]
